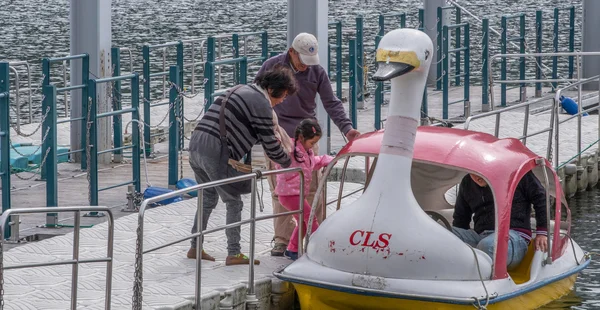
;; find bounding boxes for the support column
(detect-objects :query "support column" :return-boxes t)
[424,0,447,86]
[70,0,112,164]
[582,0,600,90]
[288,0,329,154]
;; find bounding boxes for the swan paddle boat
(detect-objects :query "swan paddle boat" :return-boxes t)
[273,28,590,309]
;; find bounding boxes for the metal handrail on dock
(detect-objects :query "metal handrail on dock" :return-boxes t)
[133,167,306,310]
[0,206,115,310]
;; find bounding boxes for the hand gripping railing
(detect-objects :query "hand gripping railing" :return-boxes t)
[0,206,115,310]
[132,167,305,310]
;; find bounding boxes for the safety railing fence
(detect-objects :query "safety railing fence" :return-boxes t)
[0,63,11,238]
[42,54,90,174]
[0,206,115,310]
[204,55,248,111]
[500,13,526,107]
[553,75,600,169]
[328,20,343,153]
[89,73,141,213]
[552,6,576,90]
[436,5,462,91]
[142,41,184,154]
[167,66,183,189]
[442,22,470,120]
[132,167,306,310]
[7,61,33,131]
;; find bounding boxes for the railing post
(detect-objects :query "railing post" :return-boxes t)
[142,45,152,155]
[204,37,216,111]
[400,13,406,28]
[482,18,490,111]
[111,47,123,163]
[349,39,357,128]
[261,31,268,62]
[568,6,575,79]
[0,62,11,239]
[232,34,240,85]
[464,23,470,118]
[356,15,364,107]
[43,84,58,227]
[552,8,559,91]
[132,74,141,195]
[535,10,543,97]
[436,7,443,90]
[501,16,507,107]
[88,79,99,207]
[81,54,90,170]
[443,25,450,119]
[378,14,385,37]
[41,58,50,180]
[419,8,424,30]
[177,41,184,93]
[455,7,462,86]
[240,57,248,85]
[335,21,342,100]
[168,66,180,189]
[374,36,382,130]
[519,14,526,102]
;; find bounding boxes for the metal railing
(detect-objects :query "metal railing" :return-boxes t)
[442,22,470,119]
[0,206,115,310]
[0,63,11,238]
[436,5,462,91]
[89,73,141,209]
[132,167,305,310]
[500,13,526,106]
[204,56,249,111]
[553,75,600,168]
[7,62,33,130]
[42,54,90,172]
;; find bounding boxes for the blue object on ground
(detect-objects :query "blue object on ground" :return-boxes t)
[176,178,199,197]
[560,96,588,116]
[143,186,183,206]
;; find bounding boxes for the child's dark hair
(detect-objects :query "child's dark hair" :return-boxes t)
[293,118,322,163]
[254,64,298,98]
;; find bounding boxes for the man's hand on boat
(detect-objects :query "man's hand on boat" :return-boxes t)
[535,235,548,252]
[345,129,361,141]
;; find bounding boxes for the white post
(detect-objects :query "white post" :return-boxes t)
[70,0,112,164]
[424,0,447,86]
[288,0,329,154]
[582,0,600,90]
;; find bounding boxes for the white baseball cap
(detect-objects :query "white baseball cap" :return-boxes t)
[291,33,320,66]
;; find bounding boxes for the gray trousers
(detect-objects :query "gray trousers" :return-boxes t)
[189,131,244,256]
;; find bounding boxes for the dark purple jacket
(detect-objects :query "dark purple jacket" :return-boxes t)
[254,52,354,138]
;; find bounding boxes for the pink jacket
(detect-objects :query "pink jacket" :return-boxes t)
[275,141,334,197]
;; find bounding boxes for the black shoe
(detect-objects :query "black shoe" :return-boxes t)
[284,250,298,260]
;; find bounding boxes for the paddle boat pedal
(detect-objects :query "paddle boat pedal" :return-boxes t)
[274,28,590,310]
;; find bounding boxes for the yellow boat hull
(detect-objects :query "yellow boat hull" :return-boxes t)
[293,274,578,310]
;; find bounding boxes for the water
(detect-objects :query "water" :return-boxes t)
[1,0,598,308]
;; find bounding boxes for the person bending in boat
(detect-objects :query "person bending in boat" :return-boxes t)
[255,32,360,257]
[274,119,334,260]
[186,64,296,266]
[452,172,548,270]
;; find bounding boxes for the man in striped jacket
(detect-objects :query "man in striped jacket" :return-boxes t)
[187,65,297,265]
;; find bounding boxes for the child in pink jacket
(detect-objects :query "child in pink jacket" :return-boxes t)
[275,119,334,260]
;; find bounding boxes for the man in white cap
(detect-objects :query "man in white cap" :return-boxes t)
[255,32,360,257]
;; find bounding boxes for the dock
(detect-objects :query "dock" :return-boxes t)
[1,80,600,309]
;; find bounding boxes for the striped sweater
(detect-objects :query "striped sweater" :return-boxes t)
[195,84,291,168]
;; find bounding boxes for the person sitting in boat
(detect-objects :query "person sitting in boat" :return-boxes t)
[186,64,297,265]
[452,171,548,270]
[274,119,334,260]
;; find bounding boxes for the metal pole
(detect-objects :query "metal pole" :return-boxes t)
[464,23,470,118]
[519,14,526,102]
[41,59,50,180]
[349,39,357,128]
[89,80,99,206]
[247,177,258,306]
[443,25,449,119]
[0,62,11,239]
[356,15,364,107]
[105,211,114,310]
[111,47,123,163]
[168,66,179,189]
[204,37,215,111]
[482,18,490,111]
[577,55,582,165]
[195,189,204,310]
[81,54,89,170]
[232,34,240,85]
[177,41,184,95]
[142,45,152,155]
[535,10,543,97]
[132,74,141,194]
[44,85,58,227]
[70,210,81,310]
[455,8,461,86]
[375,35,382,130]
[568,6,575,79]
[436,7,443,90]
[552,8,559,90]
[501,16,507,107]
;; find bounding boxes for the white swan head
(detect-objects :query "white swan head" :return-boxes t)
[372,28,433,82]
